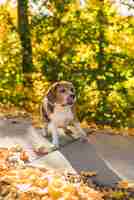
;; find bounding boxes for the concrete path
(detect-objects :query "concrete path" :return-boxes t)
[90,134,134,181]
[0,118,55,160]
[31,150,75,173]
[60,140,121,186]
[0,117,134,186]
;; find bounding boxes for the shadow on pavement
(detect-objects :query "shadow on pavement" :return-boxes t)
[60,140,121,187]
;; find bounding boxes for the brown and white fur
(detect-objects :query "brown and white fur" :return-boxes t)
[40,81,86,148]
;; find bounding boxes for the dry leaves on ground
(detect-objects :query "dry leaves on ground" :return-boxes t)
[0,166,103,200]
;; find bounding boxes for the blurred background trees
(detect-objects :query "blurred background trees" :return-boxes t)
[0,0,134,127]
[18,0,33,73]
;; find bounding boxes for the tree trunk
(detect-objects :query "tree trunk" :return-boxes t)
[17,0,33,73]
[97,3,105,70]
[96,1,107,91]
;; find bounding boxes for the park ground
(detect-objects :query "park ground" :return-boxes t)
[0,115,134,199]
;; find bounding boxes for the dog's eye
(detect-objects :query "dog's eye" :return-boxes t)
[71,88,74,92]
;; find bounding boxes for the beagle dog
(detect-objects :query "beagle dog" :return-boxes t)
[40,81,87,147]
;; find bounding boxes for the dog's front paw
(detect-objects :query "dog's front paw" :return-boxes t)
[80,134,88,143]
[52,136,60,149]
[80,137,87,142]
[52,142,60,149]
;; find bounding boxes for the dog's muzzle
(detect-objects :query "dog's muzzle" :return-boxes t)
[67,94,75,105]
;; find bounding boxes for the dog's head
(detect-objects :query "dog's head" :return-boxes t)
[46,81,76,106]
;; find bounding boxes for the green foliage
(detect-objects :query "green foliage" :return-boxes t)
[0,0,134,127]
[0,6,24,105]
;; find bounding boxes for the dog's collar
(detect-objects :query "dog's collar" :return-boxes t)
[55,103,74,107]
[45,97,75,108]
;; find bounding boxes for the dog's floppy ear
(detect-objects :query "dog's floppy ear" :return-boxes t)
[46,82,59,113]
[46,83,58,104]
[47,89,55,104]
[46,82,59,106]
